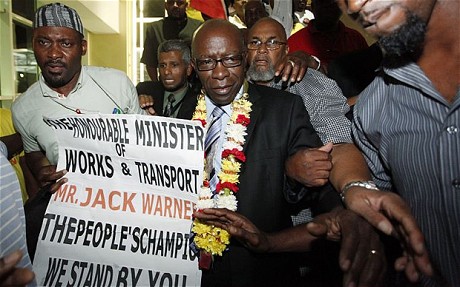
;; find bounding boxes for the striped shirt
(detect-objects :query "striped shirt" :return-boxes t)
[0,146,35,285]
[270,69,352,144]
[352,62,460,287]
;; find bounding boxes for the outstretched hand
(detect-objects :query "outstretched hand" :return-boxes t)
[286,142,333,187]
[195,207,387,286]
[193,208,271,252]
[307,208,387,287]
[342,187,433,282]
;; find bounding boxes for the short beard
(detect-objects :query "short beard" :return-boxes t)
[379,12,426,66]
[246,62,276,83]
[44,75,69,89]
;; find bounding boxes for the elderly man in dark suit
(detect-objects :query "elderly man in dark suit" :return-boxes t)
[190,19,385,287]
[137,39,198,119]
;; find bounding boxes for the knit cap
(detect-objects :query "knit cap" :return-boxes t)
[34,3,84,36]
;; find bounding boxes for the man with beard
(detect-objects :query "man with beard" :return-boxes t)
[246,17,350,146]
[140,0,202,81]
[335,0,459,286]
[137,39,198,118]
[12,3,144,194]
[245,18,381,285]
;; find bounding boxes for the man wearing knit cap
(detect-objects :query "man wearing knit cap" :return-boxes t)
[12,3,144,196]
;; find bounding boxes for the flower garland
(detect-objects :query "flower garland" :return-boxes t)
[191,89,252,256]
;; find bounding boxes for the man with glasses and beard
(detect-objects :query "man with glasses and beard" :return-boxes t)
[334,0,459,286]
[246,17,351,146]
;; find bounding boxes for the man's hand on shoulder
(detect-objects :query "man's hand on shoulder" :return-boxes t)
[275,50,324,83]
[275,50,309,83]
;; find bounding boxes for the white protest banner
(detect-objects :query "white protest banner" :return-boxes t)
[33,113,204,286]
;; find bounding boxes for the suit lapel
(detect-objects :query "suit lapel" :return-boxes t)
[153,84,165,116]
[177,88,198,120]
[243,83,263,152]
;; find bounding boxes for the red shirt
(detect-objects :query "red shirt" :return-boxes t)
[288,21,368,67]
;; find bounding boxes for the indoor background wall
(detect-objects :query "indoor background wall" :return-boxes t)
[37,0,132,77]
[88,0,131,74]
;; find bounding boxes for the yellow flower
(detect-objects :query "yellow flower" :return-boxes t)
[191,92,252,257]
[194,111,206,119]
[219,172,239,183]
[192,220,231,256]
[221,159,241,172]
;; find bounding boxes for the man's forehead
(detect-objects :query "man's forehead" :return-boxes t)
[33,26,81,38]
[194,35,242,56]
[249,22,286,40]
[160,51,182,59]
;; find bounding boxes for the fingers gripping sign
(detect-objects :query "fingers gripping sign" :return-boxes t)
[38,165,68,194]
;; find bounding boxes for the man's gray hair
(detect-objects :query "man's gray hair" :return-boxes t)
[157,39,191,65]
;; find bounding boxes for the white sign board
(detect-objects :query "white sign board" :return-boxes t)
[33,114,203,287]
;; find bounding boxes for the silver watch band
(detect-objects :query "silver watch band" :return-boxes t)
[340,180,379,201]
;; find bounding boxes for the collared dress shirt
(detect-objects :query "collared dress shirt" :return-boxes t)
[12,66,144,165]
[0,143,36,286]
[204,86,244,177]
[353,62,460,287]
[270,68,352,144]
[162,85,188,118]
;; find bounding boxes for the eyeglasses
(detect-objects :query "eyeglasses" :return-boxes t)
[194,54,244,71]
[247,39,286,50]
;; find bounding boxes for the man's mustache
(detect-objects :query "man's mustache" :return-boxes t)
[45,60,66,67]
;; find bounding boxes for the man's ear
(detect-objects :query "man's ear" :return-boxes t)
[242,52,248,72]
[190,59,196,71]
[81,39,88,56]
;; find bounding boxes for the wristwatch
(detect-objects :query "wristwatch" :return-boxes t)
[340,180,379,201]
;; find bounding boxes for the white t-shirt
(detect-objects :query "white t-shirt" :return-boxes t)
[12,66,145,164]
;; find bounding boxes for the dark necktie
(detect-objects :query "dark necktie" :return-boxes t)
[205,106,225,191]
[163,94,176,117]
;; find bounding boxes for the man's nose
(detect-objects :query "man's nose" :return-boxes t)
[48,44,63,59]
[212,62,230,80]
[342,0,367,14]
